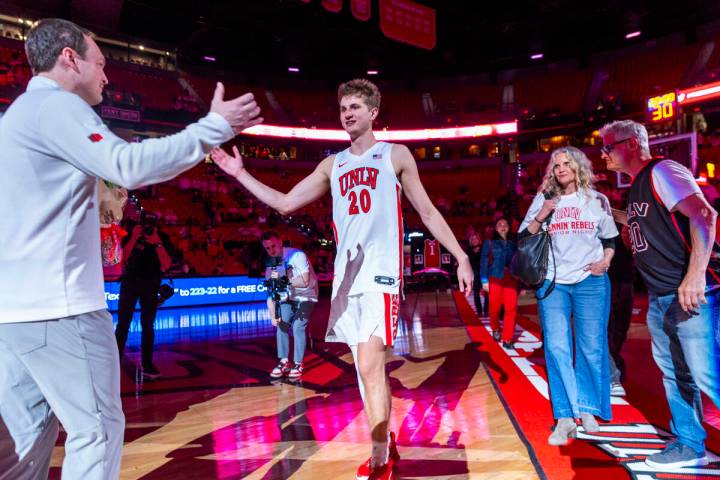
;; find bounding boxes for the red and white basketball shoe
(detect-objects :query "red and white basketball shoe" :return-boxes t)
[356,432,399,480]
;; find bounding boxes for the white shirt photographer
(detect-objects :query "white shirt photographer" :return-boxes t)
[265,247,319,303]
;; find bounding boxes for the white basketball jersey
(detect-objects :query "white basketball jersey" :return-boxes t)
[330,141,402,298]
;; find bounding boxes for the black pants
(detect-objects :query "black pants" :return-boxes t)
[608,281,634,383]
[473,273,488,316]
[115,276,161,369]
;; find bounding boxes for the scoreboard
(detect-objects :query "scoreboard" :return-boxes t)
[646,91,677,123]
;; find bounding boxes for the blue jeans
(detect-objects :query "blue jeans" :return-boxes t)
[537,274,612,420]
[277,301,315,364]
[646,288,720,453]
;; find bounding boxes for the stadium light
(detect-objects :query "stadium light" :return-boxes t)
[288,67,300,73]
[625,31,641,39]
[530,53,543,60]
[241,121,518,142]
[678,80,720,105]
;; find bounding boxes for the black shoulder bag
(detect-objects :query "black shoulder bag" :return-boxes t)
[510,216,556,300]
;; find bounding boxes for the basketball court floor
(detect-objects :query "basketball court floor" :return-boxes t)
[47,289,720,479]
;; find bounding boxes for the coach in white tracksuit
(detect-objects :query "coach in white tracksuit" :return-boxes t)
[0,18,261,479]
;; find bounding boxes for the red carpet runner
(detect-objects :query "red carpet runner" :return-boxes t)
[453,291,720,479]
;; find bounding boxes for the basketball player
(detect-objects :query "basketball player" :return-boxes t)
[211,78,473,480]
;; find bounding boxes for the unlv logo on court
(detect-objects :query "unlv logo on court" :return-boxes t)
[579,423,720,479]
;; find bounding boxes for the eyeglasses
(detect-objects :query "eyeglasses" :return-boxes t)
[600,137,632,155]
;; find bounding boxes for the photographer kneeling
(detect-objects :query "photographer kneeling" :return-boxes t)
[261,231,318,380]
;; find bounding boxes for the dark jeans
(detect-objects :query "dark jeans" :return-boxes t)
[473,274,488,316]
[608,281,634,384]
[115,276,161,369]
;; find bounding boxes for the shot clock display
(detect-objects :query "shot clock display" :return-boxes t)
[646,91,677,123]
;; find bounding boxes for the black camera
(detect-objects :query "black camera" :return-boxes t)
[157,281,175,306]
[264,257,292,332]
[139,212,158,238]
[263,275,290,302]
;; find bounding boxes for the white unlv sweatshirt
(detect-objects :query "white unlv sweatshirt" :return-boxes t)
[520,189,618,284]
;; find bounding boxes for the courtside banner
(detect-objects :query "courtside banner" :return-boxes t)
[453,292,720,479]
[104,275,268,311]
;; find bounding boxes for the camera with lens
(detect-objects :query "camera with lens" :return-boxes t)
[136,212,159,245]
[263,274,290,302]
[157,281,175,306]
[264,257,292,332]
[140,212,158,235]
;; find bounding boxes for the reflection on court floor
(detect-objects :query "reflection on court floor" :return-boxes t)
[46,293,540,479]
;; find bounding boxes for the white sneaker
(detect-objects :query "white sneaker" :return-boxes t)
[270,359,291,378]
[288,362,304,379]
[610,382,626,397]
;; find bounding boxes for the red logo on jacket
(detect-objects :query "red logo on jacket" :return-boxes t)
[88,133,103,143]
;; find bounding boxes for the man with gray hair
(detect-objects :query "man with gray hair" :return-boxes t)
[600,119,720,470]
[0,18,262,479]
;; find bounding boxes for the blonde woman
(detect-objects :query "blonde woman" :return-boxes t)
[519,146,618,445]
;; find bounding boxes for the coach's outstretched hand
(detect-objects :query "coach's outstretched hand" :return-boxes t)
[210,82,263,133]
[457,257,474,298]
[210,146,245,178]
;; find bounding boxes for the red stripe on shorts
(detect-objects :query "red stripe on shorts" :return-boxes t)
[384,293,392,346]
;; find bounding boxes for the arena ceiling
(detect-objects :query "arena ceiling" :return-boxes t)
[2,0,720,81]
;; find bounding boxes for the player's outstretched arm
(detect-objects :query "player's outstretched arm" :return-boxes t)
[394,144,473,296]
[211,146,332,215]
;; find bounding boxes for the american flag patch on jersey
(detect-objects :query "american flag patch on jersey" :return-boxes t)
[372,153,382,159]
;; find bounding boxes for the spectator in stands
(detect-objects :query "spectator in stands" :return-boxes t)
[480,218,518,348]
[601,119,720,470]
[0,18,261,479]
[482,224,494,242]
[262,231,318,380]
[520,146,617,446]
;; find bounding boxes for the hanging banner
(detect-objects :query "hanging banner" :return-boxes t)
[100,106,141,122]
[380,0,436,50]
[322,0,343,13]
[351,0,371,21]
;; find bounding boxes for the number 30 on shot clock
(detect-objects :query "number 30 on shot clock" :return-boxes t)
[646,92,677,123]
